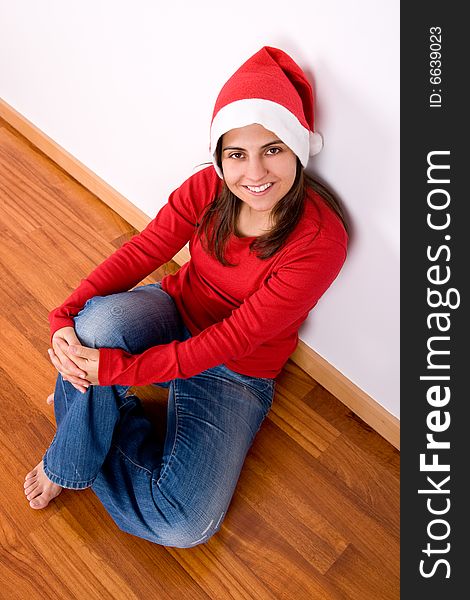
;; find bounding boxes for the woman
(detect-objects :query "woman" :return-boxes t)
[23,46,348,547]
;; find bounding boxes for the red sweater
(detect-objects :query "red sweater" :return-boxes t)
[49,166,347,386]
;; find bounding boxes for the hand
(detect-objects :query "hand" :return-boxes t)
[64,345,100,386]
[50,327,91,393]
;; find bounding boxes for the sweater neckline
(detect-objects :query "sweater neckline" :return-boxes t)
[232,233,257,244]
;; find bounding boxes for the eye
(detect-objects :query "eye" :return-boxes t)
[228,152,244,159]
[266,146,282,155]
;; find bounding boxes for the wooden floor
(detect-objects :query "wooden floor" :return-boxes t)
[0,117,400,599]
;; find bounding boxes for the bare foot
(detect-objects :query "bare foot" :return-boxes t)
[46,393,54,405]
[24,460,62,509]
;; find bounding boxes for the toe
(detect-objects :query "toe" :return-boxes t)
[30,495,48,509]
[24,481,39,495]
[27,484,44,501]
[29,487,61,509]
[25,468,38,481]
[25,460,62,509]
[24,472,38,485]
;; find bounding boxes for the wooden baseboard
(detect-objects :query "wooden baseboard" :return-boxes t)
[0,98,151,232]
[291,343,399,449]
[0,97,400,450]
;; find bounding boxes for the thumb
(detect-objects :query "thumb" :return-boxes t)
[64,331,82,346]
[68,344,93,358]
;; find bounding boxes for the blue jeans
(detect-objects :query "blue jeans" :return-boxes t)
[42,283,275,547]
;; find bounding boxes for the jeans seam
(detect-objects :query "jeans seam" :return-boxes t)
[220,364,275,394]
[119,396,139,410]
[113,444,153,477]
[60,375,69,413]
[153,384,180,484]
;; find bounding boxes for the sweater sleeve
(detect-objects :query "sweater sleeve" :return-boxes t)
[97,232,347,386]
[48,167,217,340]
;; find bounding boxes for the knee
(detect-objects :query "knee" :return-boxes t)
[114,514,219,548]
[153,509,225,548]
[159,521,220,548]
[73,287,182,353]
[74,296,128,350]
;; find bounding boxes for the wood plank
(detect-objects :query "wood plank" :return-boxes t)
[325,543,400,600]
[169,506,343,600]
[250,420,400,580]
[316,435,399,534]
[1,511,76,600]
[66,492,211,599]
[0,99,152,232]
[306,385,400,478]
[0,314,56,413]
[291,341,400,449]
[168,536,276,600]
[269,386,340,458]
[237,451,349,575]
[0,412,59,532]
[28,508,161,600]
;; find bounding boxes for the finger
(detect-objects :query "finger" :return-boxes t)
[48,348,63,372]
[46,393,54,405]
[62,329,83,348]
[64,348,91,370]
[52,338,79,367]
[52,337,71,363]
[73,383,90,394]
[68,345,98,362]
[49,344,88,379]
[63,373,91,388]
[48,350,91,387]
[54,338,88,376]
[48,347,73,375]
[63,376,91,394]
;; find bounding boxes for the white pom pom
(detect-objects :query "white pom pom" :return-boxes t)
[309,131,323,156]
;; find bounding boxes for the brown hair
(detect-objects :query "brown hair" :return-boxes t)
[196,144,348,266]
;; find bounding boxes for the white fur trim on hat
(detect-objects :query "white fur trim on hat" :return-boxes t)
[211,98,313,178]
[309,131,323,156]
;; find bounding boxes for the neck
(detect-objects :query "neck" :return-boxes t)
[236,203,273,237]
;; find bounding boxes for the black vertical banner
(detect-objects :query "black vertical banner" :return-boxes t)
[401,3,467,598]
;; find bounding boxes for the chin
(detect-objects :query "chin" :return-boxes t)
[238,190,277,207]
[252,203,277,213]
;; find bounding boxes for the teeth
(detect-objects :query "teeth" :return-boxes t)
[246,183,272,193]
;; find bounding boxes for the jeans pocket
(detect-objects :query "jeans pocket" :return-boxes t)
[235,371,275,394]
[222,367,275,416]
[251,377,275,396]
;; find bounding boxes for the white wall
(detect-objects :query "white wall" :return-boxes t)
[0,0,400,418]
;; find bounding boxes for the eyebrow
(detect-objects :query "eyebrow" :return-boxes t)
[222,139,284,152]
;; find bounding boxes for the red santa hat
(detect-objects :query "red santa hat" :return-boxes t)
[210,46,323,178]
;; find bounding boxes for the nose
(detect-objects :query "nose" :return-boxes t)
[245,156,268,182]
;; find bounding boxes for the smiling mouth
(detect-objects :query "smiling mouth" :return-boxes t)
[243,182,273,194]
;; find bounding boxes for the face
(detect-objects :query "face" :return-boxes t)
[220,124,298,216]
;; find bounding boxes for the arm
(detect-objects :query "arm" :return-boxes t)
[48,167,218,339]
[97,233,347,386]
